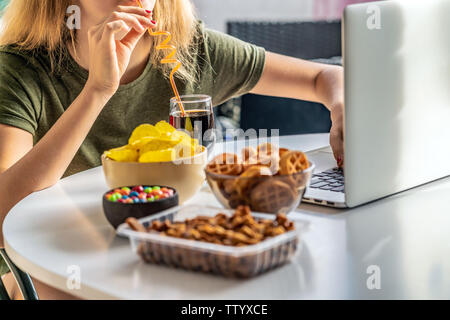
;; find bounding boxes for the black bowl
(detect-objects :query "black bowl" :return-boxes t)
[102,185,179,229]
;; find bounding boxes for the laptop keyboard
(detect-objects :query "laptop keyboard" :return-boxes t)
[309,168,345,193]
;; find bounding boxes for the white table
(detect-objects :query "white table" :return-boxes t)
[4,134,450,299]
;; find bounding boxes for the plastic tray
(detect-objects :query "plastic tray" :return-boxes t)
[117,205,309,278]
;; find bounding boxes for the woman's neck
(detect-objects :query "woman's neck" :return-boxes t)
[69,15,152,85]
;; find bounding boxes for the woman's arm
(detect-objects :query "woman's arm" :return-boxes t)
[0,125,33,174]
[251,51,344,165]
[0,88,111,246]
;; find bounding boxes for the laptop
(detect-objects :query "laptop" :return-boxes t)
[303,0,450,208]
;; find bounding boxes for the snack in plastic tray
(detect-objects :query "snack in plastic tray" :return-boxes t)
[117,205,308,278]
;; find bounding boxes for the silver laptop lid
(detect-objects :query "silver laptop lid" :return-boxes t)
[343,0,450,207]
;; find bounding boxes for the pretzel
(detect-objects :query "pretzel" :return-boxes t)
[259,153,280,174]
[250,180,297,213]
[243,153,280,174]
[241,146,257,162]
[126,217,147,233]
[134,206,295,247]
[276,213,295,231]
[132,206,300,277]
[257,143,278,157]
[206,153,243,176]
[279,151,309,175]
[279,148,290,158]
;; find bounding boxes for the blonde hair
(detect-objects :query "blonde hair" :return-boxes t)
[0,0,199,82]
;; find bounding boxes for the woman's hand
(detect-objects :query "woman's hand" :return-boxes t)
[320,66,345,167]
[85,6,155,96]
[329,102,344,167]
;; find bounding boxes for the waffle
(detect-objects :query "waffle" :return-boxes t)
[235,165,272,200]
[206,153,243,176]
[279,151,309,175]
[250,180,297,213]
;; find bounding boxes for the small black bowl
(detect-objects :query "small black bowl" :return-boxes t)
[102,185,179,229]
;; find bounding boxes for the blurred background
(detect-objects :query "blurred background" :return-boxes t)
[194,0,370,32]
[0,0,376,137]
[192,0,376,137]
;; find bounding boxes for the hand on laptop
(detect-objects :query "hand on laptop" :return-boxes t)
[313,65,344,168]
[330,101,344,168]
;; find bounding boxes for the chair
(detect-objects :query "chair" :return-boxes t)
[225,21,342,135]
[0,249,39,300]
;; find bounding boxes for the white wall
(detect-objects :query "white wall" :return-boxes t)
[192,0,315,32]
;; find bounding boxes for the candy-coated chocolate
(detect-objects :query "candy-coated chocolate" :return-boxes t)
[105,185,175,203]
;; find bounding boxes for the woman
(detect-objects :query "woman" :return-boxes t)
[0,0,343,299]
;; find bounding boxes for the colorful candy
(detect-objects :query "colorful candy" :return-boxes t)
[105,185,175,203]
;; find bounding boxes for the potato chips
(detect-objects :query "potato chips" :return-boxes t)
[104,121,203,163]
[104,146,139,162]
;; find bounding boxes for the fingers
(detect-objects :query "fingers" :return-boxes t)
[107,11,152,34]
[97,10,155,45]
[117,5,152,17]
[330,127,344,167]
[332,141,344,167]
[102,20,131,43]
[87,7,152,41]
[112,5,153,29]
[120,23,154,49]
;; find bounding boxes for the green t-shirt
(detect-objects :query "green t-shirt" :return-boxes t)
[0,22,265,275]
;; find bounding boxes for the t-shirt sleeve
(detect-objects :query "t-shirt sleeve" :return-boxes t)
[202,27,266,106]
[0,51,42,135]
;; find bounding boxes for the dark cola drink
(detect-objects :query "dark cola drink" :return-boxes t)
[170,109,216,152]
